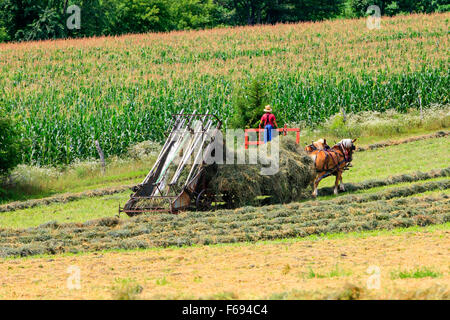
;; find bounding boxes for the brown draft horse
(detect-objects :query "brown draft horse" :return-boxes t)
[304,138,330,153]
[305,139,356,197]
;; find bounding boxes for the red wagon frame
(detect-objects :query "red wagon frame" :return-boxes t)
[244,124,300,149]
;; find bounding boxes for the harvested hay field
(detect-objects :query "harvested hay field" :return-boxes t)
[0,225,448,299]
[356,131,449,152]
[0,185,134,213]
[0,179,448,258]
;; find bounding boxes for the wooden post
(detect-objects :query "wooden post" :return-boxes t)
[341,107,347,123]
[94,140,106,173]
[419,96,423,122]
[244,132,249,149]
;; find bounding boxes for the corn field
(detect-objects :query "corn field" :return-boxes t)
[0,13,448,165]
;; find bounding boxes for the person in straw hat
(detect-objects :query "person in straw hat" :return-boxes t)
[259,104,278,143]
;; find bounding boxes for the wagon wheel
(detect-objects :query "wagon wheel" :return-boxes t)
[222,192,238,209]
[196,189,213,211]
[123,198,139,217]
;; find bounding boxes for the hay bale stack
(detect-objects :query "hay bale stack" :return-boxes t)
[207,136,315,207]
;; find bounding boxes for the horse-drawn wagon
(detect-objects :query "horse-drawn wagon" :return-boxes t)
[119,111,303,216]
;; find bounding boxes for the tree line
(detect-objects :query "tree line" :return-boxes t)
[0,0,449,42]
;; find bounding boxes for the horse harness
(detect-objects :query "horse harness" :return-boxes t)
[314,143,353,183]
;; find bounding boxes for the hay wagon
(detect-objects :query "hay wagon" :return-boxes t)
[120,111,302,216]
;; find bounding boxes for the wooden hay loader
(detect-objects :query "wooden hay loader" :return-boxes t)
[119,110,222,216]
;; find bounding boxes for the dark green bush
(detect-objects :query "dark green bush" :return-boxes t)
[350,0,449,17]
[0,114,23,176]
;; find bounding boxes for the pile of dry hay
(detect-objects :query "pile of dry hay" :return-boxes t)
[132,135,315,210]
[206,135,315,207]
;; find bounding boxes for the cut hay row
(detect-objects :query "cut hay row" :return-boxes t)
[0,185,133,213]
[0,180,447,258]
[172,179,450,219]
[356,131,449,152]
[317,167,449,197]
[258,179,450,213]
[1,166,448,213]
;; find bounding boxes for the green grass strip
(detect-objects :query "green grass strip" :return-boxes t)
[317,167,449,196]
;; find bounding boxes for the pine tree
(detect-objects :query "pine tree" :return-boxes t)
[229,78,269,129]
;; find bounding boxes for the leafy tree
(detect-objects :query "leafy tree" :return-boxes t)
[209,0,235,26]
[107,0,173,34]
[171,0,218,30]
[396,0,449,14]
[349,0,449,16]
[220,0,345,25]
[230,0,268,25]
[291,0,346,21]
[68,0,109,38]
[349,0,389,16]
[0,26,8,42]
[0,114,23,175]
[0,0,65,41]
[17,6,65,41]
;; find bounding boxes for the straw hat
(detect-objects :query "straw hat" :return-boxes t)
[263,105,272,113]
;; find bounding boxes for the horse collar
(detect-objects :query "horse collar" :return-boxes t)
[340,144,349,162]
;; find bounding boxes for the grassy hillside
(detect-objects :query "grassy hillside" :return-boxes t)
[0,13,448,165]
[1,135,448,230]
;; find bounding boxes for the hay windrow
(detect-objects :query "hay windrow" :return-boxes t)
[317,167,450,196]
[0,185,133,213]
[356,131,449,152]
[0,179,447,258]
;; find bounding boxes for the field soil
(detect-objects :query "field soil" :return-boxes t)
[1,227,448,300]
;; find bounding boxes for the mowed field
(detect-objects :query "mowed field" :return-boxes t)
[0,133,448,299]
[1,226,448,300]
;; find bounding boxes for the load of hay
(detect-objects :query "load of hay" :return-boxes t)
[131,135,315,210]
[206,135,315,207]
